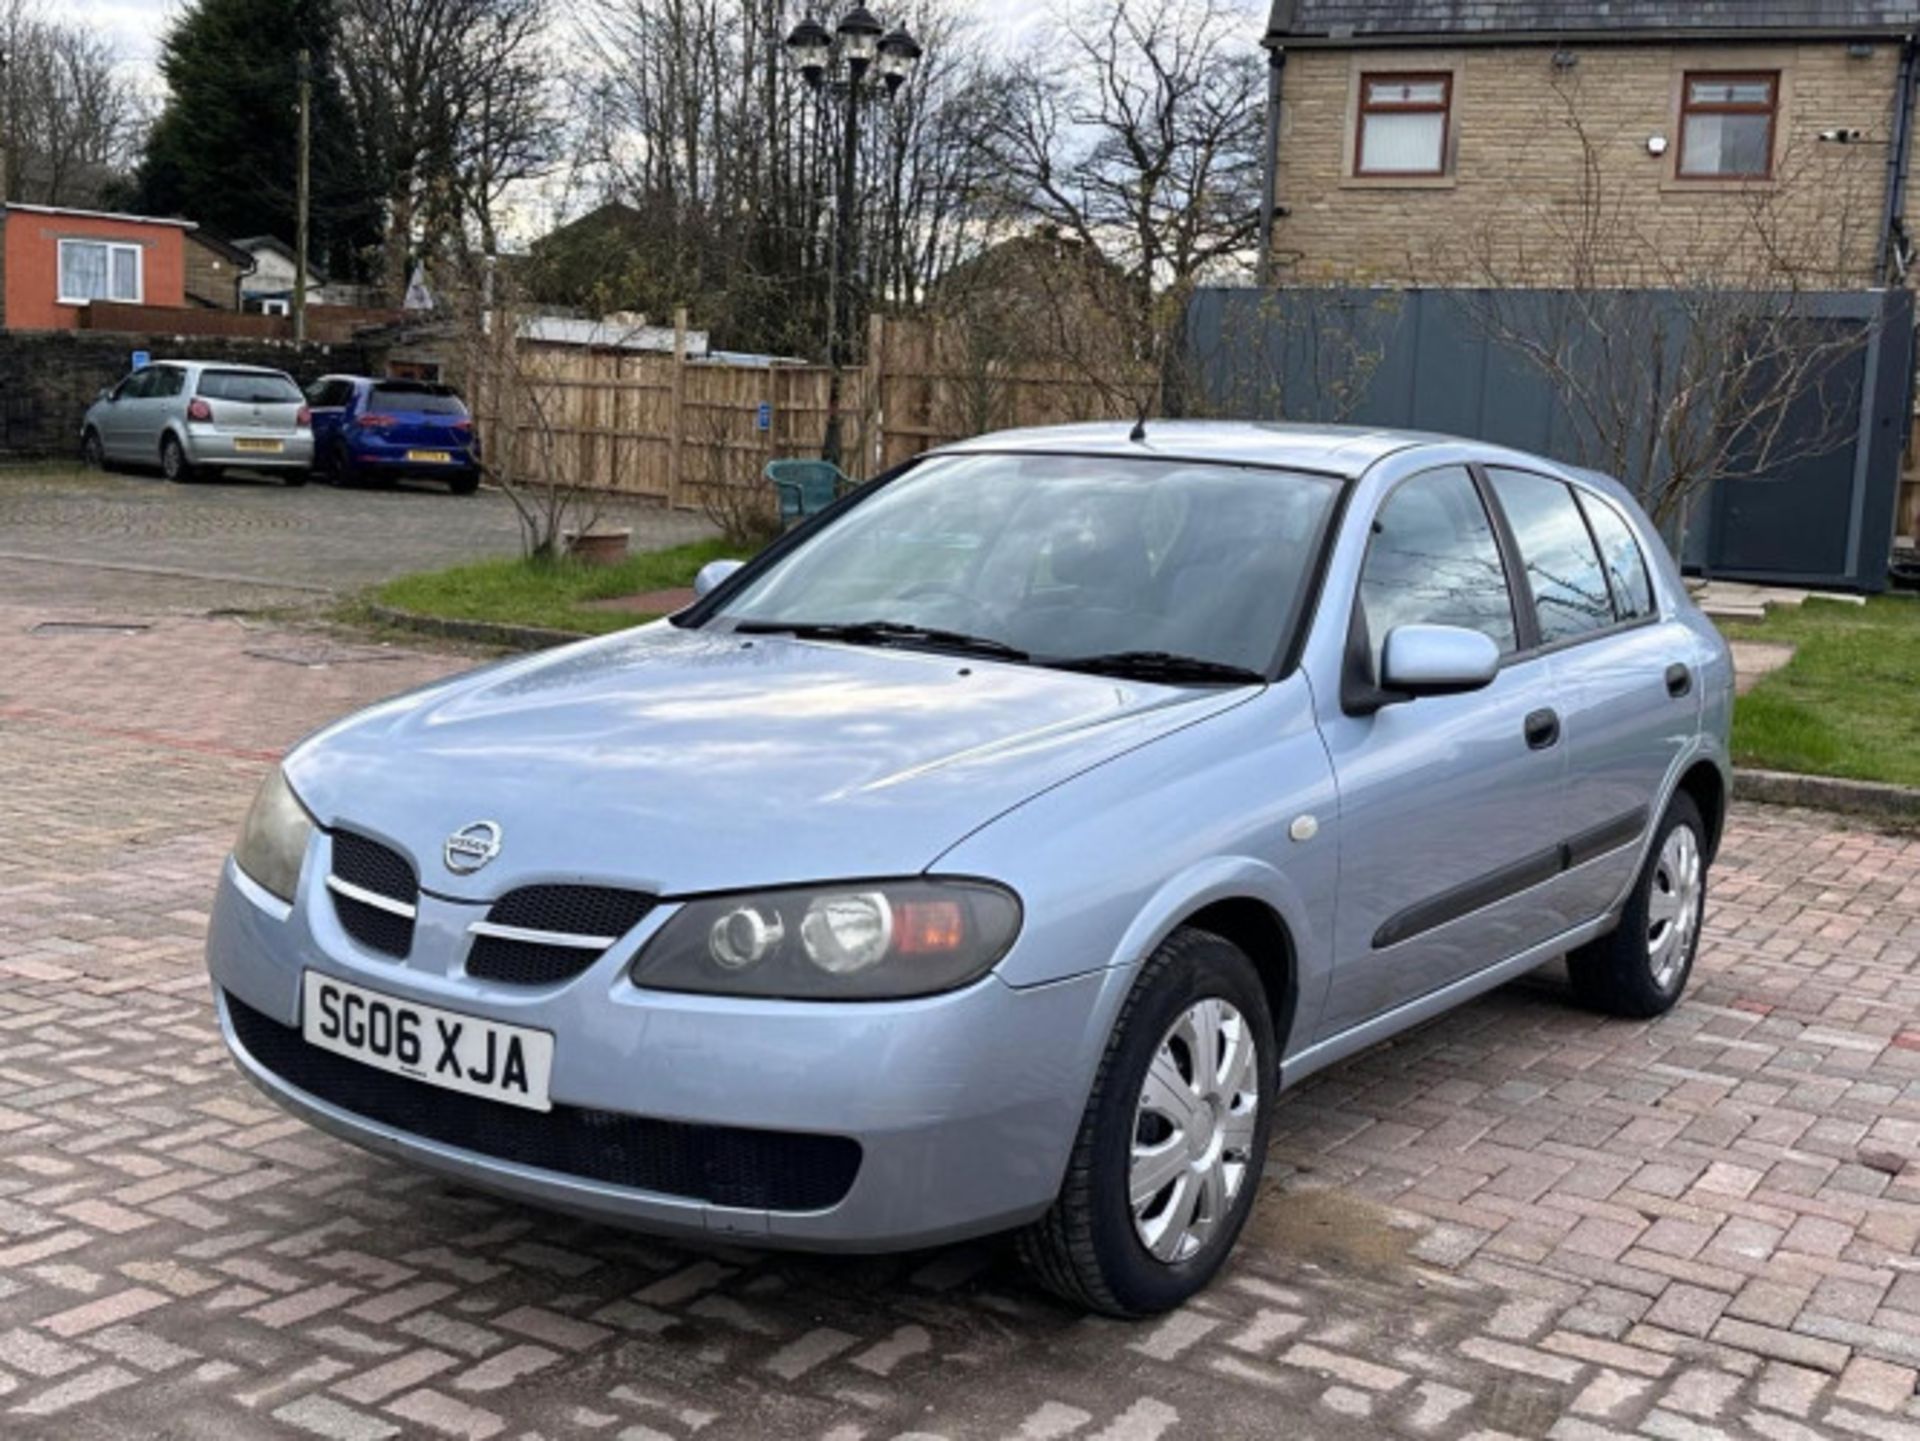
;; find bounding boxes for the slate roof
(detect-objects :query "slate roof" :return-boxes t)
[1266,1,1920,44]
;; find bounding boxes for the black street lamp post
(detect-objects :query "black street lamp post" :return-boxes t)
[785,7,922,469]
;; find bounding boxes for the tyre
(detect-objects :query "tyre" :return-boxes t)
[81,428,106,470]
[1019,927,1274,1317]
[283,469,309,488]
[1566,792,1707,1019]
[450,471,480,496]
[160,434,194,484]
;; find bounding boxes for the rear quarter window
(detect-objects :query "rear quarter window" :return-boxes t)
[199,371,304,403]
[1576,491,1657,619]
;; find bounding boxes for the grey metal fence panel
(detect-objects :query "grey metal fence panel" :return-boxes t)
[1183,286,1910,591]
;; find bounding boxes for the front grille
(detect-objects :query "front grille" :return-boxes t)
[467,885,655,987]
[329,832,417,958]
[225,993,860,1211]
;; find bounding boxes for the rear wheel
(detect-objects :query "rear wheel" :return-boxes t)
[1566,792,1707,1018]
[1018,927,1274,1317]
[160,434,194,484]
[323,441,356,487]
[450,471,480,496]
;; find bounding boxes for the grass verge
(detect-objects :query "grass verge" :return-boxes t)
[1720,593,1920,788]
[370,538,739,637]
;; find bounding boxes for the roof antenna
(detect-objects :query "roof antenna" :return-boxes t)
[1128,403,1149,444]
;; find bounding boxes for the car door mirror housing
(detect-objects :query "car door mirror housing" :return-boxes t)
[1379,624,1501,698]
[98,388,112,404]
[693,558,745,598]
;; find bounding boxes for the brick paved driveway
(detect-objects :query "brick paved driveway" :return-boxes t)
[2,593,1919,1439]
[0,466,713,598]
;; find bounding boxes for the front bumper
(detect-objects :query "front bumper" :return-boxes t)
[206,856,1120,1250]
[184,428,315,470]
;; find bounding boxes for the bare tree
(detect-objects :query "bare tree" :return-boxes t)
[0,0,143,207]
[337,0,555,300]
[1439,77,1879,537]
[446,260,606,559]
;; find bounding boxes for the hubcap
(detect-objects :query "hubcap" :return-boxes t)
[1647,824,1703,990]
[1129,998,1260,1264]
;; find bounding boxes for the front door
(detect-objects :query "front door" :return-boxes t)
[98,369,151,458]
[1315,465,1575,1037]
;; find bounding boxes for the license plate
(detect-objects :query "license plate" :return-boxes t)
[234,437,284,453]
[407,449,451,463]
[300,971,553,1112]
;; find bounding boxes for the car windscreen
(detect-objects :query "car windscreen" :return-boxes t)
[370,386,466,415]
[198,370,304,404]
[714,453,1341,674]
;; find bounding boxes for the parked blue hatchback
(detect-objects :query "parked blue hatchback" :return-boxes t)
[305,375,481,493]
[207,422,1733,1316]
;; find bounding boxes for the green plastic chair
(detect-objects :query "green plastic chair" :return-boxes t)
[767,459,850,526]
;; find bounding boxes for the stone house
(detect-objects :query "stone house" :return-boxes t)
[1258,1,1920,289]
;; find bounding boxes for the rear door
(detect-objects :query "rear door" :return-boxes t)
[1492,470,1697,918]
[198,369,306,454]
[1316,464,1575,1036]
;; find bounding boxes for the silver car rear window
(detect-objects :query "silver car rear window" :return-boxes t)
[198,371,304,403]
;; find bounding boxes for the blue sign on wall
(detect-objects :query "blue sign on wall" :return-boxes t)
[131,350,151,370]
[755,401,772,433]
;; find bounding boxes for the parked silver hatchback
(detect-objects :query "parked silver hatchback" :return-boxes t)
[81,359,314,484]
[207,422,1733,1316]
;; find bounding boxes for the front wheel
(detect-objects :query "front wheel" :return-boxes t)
[81,428,106,470]
[1566,792,1707,1018]
[1018,927,1274,1317]
[160,434,194,484]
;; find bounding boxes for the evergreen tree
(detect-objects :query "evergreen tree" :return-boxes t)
[135,0,379,280]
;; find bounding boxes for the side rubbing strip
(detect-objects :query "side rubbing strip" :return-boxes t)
[1372,806,1650,950]
[1372,845,1563,950]
[1564,806,1649,870]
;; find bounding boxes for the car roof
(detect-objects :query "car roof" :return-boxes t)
[155,360,290,375]
[931,420,1450,480]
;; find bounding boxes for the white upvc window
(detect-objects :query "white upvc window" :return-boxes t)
[57,239,144,305]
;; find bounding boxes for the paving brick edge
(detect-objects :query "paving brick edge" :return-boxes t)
[364,604,586,651]
[1734,767,1920,821]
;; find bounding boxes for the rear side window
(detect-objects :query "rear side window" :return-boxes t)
[149,366,186,398]
[308,378,353,407]
[1485,469,1616,642]
[1359,466,1517,663]
[199,370,304,403]
[370,385,466,416]
[1577,492,1656,619]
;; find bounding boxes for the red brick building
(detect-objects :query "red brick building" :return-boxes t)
[0,204,193,331]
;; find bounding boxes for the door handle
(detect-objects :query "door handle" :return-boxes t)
[1524,708,1560,750]
[1665,663,1692,698]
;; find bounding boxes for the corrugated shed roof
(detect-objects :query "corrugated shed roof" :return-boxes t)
[1266,1,1920,42]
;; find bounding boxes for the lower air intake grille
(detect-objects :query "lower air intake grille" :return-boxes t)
[466,885,656,986]
[224,993,860,1212]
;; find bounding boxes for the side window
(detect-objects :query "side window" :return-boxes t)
[1359,466,1517,665]
[112,371,147,401]
[149,366,185,398]
[1576,492,1656,620]
[1486,469,1616,642]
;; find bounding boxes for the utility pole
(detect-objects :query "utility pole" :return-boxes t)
[294,48,312,342]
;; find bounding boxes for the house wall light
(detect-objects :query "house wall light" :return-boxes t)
[1646,134,1669,156]
[1551,48,1578,70]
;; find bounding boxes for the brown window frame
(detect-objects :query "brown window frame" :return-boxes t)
[1353,71,1453,178]
[1676,70,1779,180]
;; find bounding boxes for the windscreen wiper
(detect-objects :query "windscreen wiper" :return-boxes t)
[1043,650,1267,686]
[734,619,1030,663]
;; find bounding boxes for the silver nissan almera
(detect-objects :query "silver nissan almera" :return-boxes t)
[208,422,1731,1316]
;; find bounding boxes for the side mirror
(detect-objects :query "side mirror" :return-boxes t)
[1379,624,1500,697]
[692,558,745,598]
[97,388,112,404]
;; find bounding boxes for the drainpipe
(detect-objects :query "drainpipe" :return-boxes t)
[1256,47,1287,289]
[1879,32,1918,284]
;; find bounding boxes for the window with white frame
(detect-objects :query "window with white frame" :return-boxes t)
[1354,72,1452,176]
[57,239,143,305]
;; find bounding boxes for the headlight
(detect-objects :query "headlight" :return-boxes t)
[631,879,1021,1000]
[234,768,314,903]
